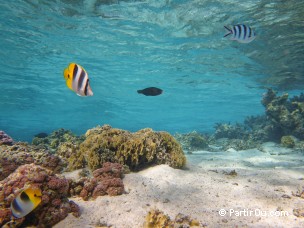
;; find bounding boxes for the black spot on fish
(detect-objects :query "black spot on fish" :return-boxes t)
[12,199,23,213]
[137,87,163,96]
[34,132,48,138]
[20,191,30,202]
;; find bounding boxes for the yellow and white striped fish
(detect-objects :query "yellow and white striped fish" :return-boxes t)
[63,63,93,96]
[10,187,42,218]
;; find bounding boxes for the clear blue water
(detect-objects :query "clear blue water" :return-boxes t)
[1,0,303,142]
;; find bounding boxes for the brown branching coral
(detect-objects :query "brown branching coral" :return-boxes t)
[262,88,304,140]
[69,162,125,201]
[67,125,186,171]
[0,142,66,181]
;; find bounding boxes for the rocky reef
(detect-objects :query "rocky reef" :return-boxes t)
[63,125,186,171]
[0,164,80,227]
[0,142,66,181]
[0,130,13,145]
[69,162,124,200]
[144,209,201,228]
[0,126,188,226]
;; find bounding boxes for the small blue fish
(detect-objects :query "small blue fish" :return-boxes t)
[224,24,255,43]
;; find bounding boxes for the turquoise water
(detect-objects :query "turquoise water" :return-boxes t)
[1,0,303,142]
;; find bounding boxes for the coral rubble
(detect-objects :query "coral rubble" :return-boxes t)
[293,208,304,218]
[292,186,304,199]
[66,125,186,171]
[69,162,124,200]
[0,130,13,145]
[0,164,80,227]
[144,209,201,228]
[0,142,66,181]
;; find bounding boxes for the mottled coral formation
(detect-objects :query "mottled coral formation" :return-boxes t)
[0,142,66,181]
[292,186,304,199]
[293,208,304,218]
[144,209,201,228]
[214,123,249,140]
[69,162,124,200]
[210,122,264,151]
[0,164,80,227]
[57,142,83,171]
[32,128,84,152]
[174,131,209,152]
[175,89,304,151]
[262,88,304,140]
[0,130,13,145]
[67,125,186,171]
[281,135,296,148]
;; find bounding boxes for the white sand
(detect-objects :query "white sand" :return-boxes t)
[55,143,304,228]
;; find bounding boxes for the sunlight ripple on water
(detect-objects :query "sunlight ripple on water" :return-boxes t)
[0,0,303,141]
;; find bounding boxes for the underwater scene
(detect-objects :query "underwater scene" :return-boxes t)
[1,0,304,227]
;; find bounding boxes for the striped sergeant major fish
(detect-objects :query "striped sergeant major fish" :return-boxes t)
[224,24,255,43]
[10,187,42,218]
[63,63,93,96]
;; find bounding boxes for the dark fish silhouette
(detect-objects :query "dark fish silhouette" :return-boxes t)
[137,87,163,96]
[34,132,48,138]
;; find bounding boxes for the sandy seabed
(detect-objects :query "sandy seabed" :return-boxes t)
[55,143,304,228]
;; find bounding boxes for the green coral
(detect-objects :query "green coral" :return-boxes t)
[281,135,296,148]
[69,125,186,171]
